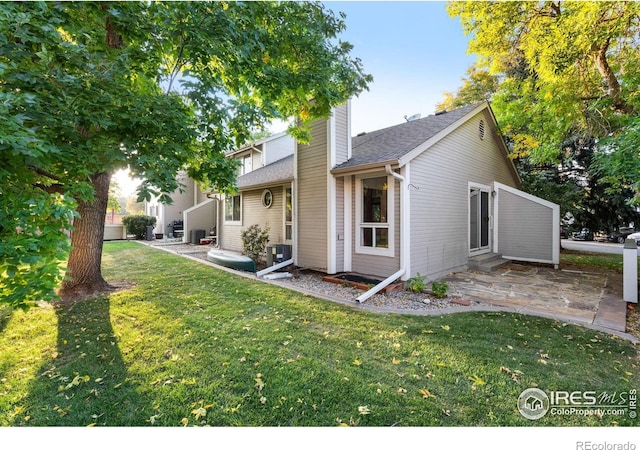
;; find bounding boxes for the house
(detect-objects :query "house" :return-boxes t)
[147,101,559,300]
[145,131,295,244]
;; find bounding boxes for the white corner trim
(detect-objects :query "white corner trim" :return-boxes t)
[344,175,353,272]
[400,164,410,280]
[347,100,352,160]
[327,115,337,274]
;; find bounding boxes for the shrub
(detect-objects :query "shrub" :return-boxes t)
[431,280,449,298]
[406,272,426,293]
[122,215,157,239]
[241,224,270,262]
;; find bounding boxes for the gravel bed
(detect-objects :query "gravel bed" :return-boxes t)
[271,270,467,311]
[147,241,476,311]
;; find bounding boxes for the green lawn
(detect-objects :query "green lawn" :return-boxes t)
[0,241,637,426]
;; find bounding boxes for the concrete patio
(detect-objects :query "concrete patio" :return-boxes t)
[442,261,628,333]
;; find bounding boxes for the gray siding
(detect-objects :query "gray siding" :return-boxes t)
[219,186,284,254]
[296,118,328,271]
[408,110,519,280]
[351,176,402,278]
[333,103,350,167]
[184,199,216,242]
[264,135,295,165]
[497,189,553,261]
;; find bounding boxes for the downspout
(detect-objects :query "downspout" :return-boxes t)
[356,164,406,302]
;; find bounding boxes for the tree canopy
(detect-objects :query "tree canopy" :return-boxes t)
[445,1,640,231]
[449,0,640,160]
[0,1,371,307]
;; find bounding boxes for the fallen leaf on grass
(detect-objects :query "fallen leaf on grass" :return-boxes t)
[419,388,436,399]
[358,406,371,415]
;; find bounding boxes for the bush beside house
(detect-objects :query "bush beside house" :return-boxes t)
[122,215,157,239]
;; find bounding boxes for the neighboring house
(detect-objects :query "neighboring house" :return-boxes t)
[149,101,559,296]
[145,131,295,243]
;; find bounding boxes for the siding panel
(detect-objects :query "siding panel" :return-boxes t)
[296,119,328,270]
[220,187,284,254]
[351,177,401,278]
[498,189,553,261]
[409,110,519,280]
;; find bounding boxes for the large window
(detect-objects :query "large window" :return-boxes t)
[356,175,394,256]
[225,194,241,223]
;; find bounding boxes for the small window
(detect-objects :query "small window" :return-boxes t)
[225,194,241,223]
[479,119,485,140]
[261,189,273,208]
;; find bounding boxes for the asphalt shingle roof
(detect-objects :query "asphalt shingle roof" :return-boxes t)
[234,103,486,188]
[334,102,483,171]
[236,154,293,190]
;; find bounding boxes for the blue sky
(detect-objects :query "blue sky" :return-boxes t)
[116,1,475,194]
[325,1,476,134]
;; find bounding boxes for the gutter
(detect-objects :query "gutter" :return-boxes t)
[356,164,407,302]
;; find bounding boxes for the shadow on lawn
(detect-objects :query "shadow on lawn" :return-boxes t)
[18,296,150,426]
[0,306,13,334]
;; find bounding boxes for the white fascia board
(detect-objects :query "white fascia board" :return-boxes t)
[494,181,559,210]
[398,102,488,167]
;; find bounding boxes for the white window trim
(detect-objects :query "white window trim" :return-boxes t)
[224,193,242,225]
[283,184,293,244]
[355,174,394,257]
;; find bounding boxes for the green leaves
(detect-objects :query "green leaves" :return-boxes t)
[0,1,370,307]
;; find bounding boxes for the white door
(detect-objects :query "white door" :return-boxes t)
[470,186,491,254]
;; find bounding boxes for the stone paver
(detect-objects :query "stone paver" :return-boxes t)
[442,263,627,332]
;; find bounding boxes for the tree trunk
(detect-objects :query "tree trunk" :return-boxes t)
[59,171,112,299]
[593,40,632,114]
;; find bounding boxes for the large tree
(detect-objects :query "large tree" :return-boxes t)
[448,1,640,161]
[445,1,640,231]
[0,2,371,307]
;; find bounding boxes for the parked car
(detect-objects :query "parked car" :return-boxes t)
[626,231,640,245]
[571,228,593,241]
[607,227,636,244]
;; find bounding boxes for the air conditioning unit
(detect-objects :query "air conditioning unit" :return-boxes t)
[266,244,292,266]
[190,229,206,244]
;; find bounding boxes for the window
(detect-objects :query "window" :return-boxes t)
[225,194,241,223]
[261,189,273,208]
[284,186,293,241]
[356,175,394,256]
[242,154,252,174]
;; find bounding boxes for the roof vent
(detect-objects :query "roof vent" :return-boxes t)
[357,132,367,137]
[479,119,486,140]
[435,109,447,116]
[404,113,421,122]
